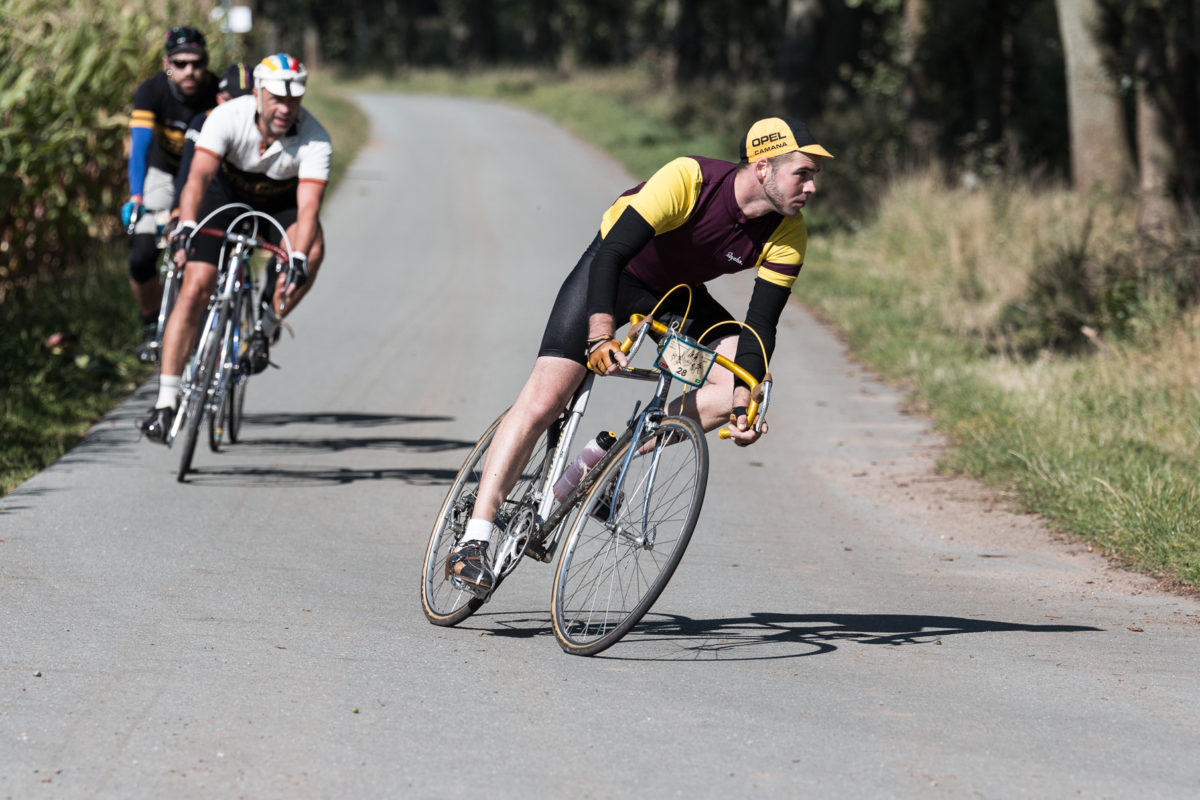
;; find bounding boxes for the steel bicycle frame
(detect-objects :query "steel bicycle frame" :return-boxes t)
[165,244,251,445]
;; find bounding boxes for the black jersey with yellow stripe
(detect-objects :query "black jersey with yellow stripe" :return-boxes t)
[599,156,807,292]
[129,71,218,175]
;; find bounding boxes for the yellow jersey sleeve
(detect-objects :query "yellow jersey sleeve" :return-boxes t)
[755,216,808,289]
[600,157,704,237]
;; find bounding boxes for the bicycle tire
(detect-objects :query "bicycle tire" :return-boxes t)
[420,411,553,626]
[154,258,180,357]
[208,290,246,452]
[550,414,708,656]
[176,303,227,482]
[206,318,229,452]
[226,287,253,443]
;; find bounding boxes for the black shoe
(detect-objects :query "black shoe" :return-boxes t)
[138,406,174,444]
[446,540,495,592]
[134,323,159,364]
[247,329,270,374]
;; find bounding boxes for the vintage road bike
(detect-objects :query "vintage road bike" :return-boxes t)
[162,205,300,482]
[421,314,771,656]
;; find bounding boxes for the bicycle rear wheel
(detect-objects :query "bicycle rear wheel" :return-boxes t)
[551,414,708,656]
[152,256,181,361]
[177,304,226,482]
[207,317,234,453]
[420,411,553,626]
[226,289,253,443]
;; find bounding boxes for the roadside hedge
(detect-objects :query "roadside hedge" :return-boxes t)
[0,0,221,296]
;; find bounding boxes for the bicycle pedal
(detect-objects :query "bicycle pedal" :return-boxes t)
[449,574,492,601]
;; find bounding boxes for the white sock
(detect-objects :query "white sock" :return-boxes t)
[156,375,181,410]
[462,518,494,547]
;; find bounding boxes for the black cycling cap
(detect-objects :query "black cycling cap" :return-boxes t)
[218,62,253,98]
[165,26,207,57]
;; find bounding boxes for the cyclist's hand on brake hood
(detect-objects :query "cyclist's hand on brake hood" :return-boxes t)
[586,338,626,376]
[726,387,767,447]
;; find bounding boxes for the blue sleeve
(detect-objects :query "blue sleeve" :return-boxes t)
[129,127,153,197]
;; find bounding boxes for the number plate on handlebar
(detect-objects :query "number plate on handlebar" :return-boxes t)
[656,330,716,387]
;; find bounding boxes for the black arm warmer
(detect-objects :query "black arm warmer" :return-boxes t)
[586,206,656,318]
[735,276,792,387]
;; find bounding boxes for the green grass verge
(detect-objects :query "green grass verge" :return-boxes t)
[0,82,368,496]
[799,245,1200,588]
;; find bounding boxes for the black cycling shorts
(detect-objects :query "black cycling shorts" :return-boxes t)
[186,179,298,266]
[538,234,735,365]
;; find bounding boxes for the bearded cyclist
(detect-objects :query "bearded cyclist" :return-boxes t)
[445,117,834,593]
[123,26,219,363]
[138,53,332,443]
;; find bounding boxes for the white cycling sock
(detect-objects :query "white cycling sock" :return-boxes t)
[156,375,181,410]
[462,518,494,547]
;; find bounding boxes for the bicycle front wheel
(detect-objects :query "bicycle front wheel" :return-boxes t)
[153,257,181,356]
[177,304,226,482]
[420,411,553,626]
[551,414,708,656]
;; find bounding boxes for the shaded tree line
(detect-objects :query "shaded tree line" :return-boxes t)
[246,0,1198,229]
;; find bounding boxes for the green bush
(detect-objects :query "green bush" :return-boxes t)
[0,0,223,294]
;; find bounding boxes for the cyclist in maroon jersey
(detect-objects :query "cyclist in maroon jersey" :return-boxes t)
[447,117,835,592]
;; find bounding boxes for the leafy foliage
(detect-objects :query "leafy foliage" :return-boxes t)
[0,0,224,294]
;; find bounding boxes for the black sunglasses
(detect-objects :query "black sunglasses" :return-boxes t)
[169,58,207,70]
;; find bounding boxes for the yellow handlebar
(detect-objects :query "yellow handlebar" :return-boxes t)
[620,315,769,440]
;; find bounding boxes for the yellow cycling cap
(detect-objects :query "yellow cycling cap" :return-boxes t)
[742,117,834,161]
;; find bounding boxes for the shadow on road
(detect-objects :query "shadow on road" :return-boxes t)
[448,610,1102,662]
[240,411,452,428]
[183,464,461,487]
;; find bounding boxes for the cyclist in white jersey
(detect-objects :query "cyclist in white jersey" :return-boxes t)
[139,53,333,443]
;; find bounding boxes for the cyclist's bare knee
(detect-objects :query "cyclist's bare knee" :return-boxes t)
[512,357,585,427]
[178,262,217,319]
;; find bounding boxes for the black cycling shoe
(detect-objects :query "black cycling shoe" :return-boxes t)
[247,329,271,374]
[134,323,159,364]
[446,540,495,593]
[138,406,174,444]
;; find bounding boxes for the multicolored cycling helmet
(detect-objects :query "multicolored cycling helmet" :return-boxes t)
[253,53,308,98]
[164,26,207,57]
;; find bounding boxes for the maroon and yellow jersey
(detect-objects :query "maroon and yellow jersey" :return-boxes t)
[600,156,807,291]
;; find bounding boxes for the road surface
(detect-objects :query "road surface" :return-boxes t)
[3,93,1199,798]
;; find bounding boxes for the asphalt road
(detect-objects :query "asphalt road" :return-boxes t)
[3,93,1200,799]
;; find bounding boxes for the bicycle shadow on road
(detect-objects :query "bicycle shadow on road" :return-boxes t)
[457,611,1101,661]
[240,411,452,428]
[606,611,1102,661]
[184,464,463,488]
[171,412,478,487]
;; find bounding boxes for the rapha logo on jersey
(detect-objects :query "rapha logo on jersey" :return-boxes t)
[726,252,743,264]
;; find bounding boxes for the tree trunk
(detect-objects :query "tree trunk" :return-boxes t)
[902,0,936,164]
[1054,0,1134,192]
[663,0,701,85]
[1131,3,1180,236]
[773,0,821,114]
[525,0,558,68]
